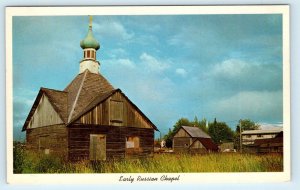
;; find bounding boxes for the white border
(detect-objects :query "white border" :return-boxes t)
[6,5,290,184]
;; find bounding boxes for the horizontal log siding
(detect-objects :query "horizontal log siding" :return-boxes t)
[68,124,154,161]
[26,124,68,159]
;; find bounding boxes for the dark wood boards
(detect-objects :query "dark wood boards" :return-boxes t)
[68,124,154,161]
[79,91,152,129]
[26,124,68,159]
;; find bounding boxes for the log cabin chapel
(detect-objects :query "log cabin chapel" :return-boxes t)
[22,16,159,161]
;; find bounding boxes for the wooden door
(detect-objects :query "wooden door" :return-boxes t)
[90,134,106,160]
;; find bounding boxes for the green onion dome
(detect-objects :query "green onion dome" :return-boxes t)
[80,28,100,50]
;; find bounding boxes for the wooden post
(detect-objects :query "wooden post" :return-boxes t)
[240,120,242,153]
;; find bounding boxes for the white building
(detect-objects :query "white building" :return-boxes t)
[241,128,283,145]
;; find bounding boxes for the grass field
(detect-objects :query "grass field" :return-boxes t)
[14,145,283,173]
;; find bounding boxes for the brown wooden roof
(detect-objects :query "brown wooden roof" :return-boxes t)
[23,69,158,131]
[190,138,219,151]
[198,138,219,151]
[64,70,114,122]
[42,88,68,122]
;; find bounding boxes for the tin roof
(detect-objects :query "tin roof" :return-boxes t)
[241,128,283,135]
[182,126,211,138]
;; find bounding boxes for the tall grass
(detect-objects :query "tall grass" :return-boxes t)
[14,147,283,173]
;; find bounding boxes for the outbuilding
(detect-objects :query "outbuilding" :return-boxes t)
[172,126,218,153]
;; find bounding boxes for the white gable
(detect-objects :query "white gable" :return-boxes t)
[27,94,63,129]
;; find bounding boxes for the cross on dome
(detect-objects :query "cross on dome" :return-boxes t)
[79,16,101,74]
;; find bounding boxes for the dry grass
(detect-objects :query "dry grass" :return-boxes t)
[15,150,283,173]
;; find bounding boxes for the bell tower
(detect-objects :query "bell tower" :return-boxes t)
[79,16,100,74]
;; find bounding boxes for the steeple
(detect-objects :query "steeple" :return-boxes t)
[79,16,100,74]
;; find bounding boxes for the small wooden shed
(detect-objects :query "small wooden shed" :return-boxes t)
[22,17,158,161]
[173,126,218,153]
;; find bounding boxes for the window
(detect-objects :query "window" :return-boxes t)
[257,134,264,138]
[110,100,123,124]
[87,50,90,58]
[126,136,140,149]
[91,51,95,59]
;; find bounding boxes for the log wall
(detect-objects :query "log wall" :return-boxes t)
[68,124,154,161]
[173,137,191,152]
[26,124,68,159]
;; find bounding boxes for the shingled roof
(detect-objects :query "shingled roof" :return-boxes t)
[182,126,211,138]
[22,70,115,131]
[64,69,114,122]
[22,69,158,131]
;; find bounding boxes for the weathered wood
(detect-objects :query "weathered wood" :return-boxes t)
[79,91,152,129]
[27,94,64,129]
[68,124,154,161]
[90,134,106,160]
[174,128,190,138]
[26,124,68,159]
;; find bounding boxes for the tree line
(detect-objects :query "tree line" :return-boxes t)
[163,117,260,148]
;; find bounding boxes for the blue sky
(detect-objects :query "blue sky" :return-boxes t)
[13,14,283,140]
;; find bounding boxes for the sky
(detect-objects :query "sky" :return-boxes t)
[12,14,283,141]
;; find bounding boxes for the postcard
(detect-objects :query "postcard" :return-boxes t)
[6,5,290,184]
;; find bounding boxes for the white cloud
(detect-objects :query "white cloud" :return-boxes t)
[258,122,283,130]
[93,21,134,40]
[212,59,247,78]
[175,68,187,77]
[212,90,282,122]
[104,58,135,69]
[107,48,127,59]
[209,59,282,91]
[117,59,135,69]
[134,77,175,102]
[139,53,169,72]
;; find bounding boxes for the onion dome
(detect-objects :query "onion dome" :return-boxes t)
[80,16,100,50]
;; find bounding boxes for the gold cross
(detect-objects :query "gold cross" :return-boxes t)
[89,15,93,28]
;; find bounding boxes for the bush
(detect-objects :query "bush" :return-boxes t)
[13,141,25,173]
[34,154,63,173]
[165,138,173,148]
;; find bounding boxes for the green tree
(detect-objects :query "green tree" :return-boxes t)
[191,116,207,133]
[208,118,234,144]
[234,119,260,149]
[236,119,260,132]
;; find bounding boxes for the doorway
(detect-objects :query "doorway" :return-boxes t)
[89,134,106,160]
